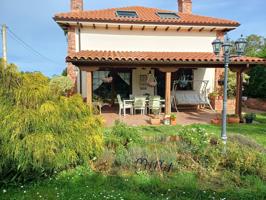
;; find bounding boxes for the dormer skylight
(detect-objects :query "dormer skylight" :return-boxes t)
[157,12,179,19]
[116,11,138,18]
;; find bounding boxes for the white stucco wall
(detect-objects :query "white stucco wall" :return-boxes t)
[132,68,155,96]
[78,27,216,52]
[193,68,215,93]
[77,27,217,98]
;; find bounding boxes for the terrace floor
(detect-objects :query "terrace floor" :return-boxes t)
[100,106,217,127]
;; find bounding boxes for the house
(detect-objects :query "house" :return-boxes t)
[54,0,266,118]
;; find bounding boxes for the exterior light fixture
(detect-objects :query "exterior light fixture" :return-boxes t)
[235,35,247,56]
[211,34,247,147]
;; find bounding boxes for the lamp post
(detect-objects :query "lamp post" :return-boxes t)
[212,35,247,145]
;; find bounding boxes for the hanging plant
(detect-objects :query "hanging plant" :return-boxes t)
[147,71,157,87]
[101,77,113,83]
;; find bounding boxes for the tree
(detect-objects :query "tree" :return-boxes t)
[244,34,266,57]
[243,34,266,98]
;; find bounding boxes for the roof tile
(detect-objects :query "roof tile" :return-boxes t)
[67,50,266,65]
[55,6,240,27]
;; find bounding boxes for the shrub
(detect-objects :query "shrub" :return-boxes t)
[0,61,104,183]
[49,76,73,96]
[105,121,143,149]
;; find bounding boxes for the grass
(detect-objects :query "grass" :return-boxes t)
[1,168,266,200]
[1,113,266,200]
[137,113,266,147]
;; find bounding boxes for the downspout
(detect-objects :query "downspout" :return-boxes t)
[77,22,82,95]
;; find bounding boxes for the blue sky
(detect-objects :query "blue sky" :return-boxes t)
[1,0,265,77]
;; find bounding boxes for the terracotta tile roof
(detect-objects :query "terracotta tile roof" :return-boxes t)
[54,6,239,27]
[67,50,266,65]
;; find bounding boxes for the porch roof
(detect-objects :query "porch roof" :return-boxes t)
[66,50,266,66]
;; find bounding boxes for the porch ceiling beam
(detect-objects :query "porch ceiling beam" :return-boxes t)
[79,66,99,72]
[210,28,216,32]
[158,67,179,73]
[165,26,170,31]
[105,24,108,29]
[199,27,204,32]
[176,27,181,32]
[154,26,158,31]
[130,25,133,30]
[118,25,121,30]
[93,24,96,29]
[142,25,145,31]
[188,27,193,31]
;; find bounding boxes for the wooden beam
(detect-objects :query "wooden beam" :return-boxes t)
[158,67,179,73]
[79,66,99,72]
[165,72,171,115]
[165,26,170,31]
[118,25,121,30]
[86,71,92,105]
[210,28,216,32]
[235,71,244,122]
[154,26,158,31]
[199,27,204,32]
[105,24,109,29]
[93,24,96,29]
[176,27,181,32]
[130,25,133,30]
[142,25,145,31]
[188,27,193,32]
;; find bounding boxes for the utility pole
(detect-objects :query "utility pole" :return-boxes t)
[2,24,7,68]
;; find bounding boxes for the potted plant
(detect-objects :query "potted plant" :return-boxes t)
[227,114,240,124]
[170,114,177,125]
[163,115,170,125]
[244,113,256,124]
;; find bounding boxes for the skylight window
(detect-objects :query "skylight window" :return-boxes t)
[116,11,138,18]
[157,12,179,19]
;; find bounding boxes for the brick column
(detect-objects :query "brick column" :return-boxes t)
[67,26,77,87]
[71,0,83,12]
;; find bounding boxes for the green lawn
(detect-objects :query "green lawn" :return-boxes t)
[1,113,266,200]
[1,167,266,200]
[137,113,266,147]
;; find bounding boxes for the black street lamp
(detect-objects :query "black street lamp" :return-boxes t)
[212,35,247,145]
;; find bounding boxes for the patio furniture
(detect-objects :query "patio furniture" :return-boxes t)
[92,101,110,114]
[117,94,133,116]
[133,96,146,115]
[147,96,161,115]
[171,80,215,112]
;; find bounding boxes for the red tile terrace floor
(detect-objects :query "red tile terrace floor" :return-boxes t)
[100,106,217,127]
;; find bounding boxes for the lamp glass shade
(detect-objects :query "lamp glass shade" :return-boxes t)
[212,38,222,55]
[235,36,247,56]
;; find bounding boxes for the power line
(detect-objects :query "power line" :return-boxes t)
[6,26,62,66]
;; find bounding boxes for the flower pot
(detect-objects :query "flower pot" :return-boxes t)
[150,117,161,125]
[211,118,221,125]
[170,118,177,125]
[245,118,253,124]
[227,117,240,124]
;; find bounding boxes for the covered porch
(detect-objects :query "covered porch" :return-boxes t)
[67,50,265,125]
